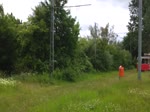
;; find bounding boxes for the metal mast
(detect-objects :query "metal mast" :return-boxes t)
[138,0,142,80]
[50,0,54,77]
[49,1,91,77]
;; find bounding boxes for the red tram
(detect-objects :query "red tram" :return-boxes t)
[137,53,150,71]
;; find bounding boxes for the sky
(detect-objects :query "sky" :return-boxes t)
[0,0,131,40]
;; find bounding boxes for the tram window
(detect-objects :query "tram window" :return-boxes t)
[142,59,148,64]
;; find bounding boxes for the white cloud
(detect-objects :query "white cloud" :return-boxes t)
[1,0,44,21]
[1,0,130,39]
[67,0,130,38]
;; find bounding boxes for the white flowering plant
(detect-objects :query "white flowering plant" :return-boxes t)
[0,78,17,86]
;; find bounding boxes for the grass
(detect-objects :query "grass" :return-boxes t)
[0,69,150,112]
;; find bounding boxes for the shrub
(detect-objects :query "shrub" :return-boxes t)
[15,56,49,73]
[62,67,77,82]
[53,68,62,80]
[53,67,79,82]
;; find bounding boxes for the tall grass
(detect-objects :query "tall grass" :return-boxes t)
[1,70,150,112]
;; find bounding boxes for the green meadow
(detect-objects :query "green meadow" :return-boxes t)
[0,70,150,112]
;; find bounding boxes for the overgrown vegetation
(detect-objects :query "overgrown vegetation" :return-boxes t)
[1,0,150,111]
[1,70,150,112]
[1,0,149,81]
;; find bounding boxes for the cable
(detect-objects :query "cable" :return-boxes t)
[64,4,91,8]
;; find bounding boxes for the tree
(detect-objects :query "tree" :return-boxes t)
[143,0,150,53]
[0,5,20,74]
[87,23,118,71]
[18,0,80,72]
[123,0,150,58]
[123,0,138,58]
[89,23,117,44]
[87,23,133,71]
[0,4,4,17]
[53,0,80,68]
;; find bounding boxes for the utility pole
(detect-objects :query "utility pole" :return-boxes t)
[94,23,97,63]
[138,0,142,80]
[49,1,91,77]
[50,0,54,77]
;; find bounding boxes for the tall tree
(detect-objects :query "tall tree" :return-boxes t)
[19,0,80,72]
[87,23,118,71]
[89,23,117,44]
[143,0,150,53]
[100,23,117,44]
[123,0,138,58]
[123,0,150,58]
[0,5,20,74]
[0,4,4,17]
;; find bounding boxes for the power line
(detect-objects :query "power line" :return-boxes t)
[54,4,91,9]
[117,32,128,34]
[64,4,91,8]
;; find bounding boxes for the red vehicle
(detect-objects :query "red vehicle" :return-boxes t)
[137,53,150,71]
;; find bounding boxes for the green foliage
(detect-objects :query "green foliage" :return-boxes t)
[15,0,80,72]
[123,0,150,58]
[89,41,113,71]
[61,67,78,82]
[0,9,20,74]
[109,46,132,69]
[86,39,132,71]
[0,4,4,17]
[53,37,94,81]
[53,54,93,82]
[89,23,117,44]
[86,23,132,71]
[75,38,94,72]
[53,67,78,82]
[0,2,134,79]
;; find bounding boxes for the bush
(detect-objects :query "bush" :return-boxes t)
[111,48,132,70]
[15,56,49,73]
[53,68,62,80]
[90,50,113,71]
[53,67,79,82]
[62,67,77,82]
